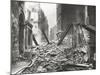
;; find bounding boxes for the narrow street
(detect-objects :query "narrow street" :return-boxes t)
[11,1,96,74]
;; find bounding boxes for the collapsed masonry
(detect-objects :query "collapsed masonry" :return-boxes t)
[11,1,96,74]
[20,23,95,74]
[21,42,92,73]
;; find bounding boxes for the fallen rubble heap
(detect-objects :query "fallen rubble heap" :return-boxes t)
[21,42,92,74]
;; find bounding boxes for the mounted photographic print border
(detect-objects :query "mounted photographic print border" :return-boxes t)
[11,0,96,74]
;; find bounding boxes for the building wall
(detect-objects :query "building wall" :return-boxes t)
[11,1,20,63]
[11,1,33,62]
[88,6,96,63]
[11,1,19,50]
[57,4,96,62]
[57,4,86,47]
[50,25,57,41]
[38,9,49,43]
[25,5,49,45]
[61,4,85,31]
[88,6,96,26]
[57,4,62,32]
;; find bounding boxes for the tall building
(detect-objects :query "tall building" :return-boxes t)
[57,4,87,31]
[50,25,57,41]
[11,1,20,63]
[38,8,49,43]
[57,4,96,63]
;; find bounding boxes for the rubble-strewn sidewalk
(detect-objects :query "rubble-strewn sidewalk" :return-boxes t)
[11,60,31,74]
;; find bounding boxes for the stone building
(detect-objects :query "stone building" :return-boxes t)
[57,4,96,63]
[11,1,33,63]
[11,1,21,63]
[38,8,49,43]
[50,25,57,42]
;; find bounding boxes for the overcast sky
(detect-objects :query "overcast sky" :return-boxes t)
[40,3,57,28]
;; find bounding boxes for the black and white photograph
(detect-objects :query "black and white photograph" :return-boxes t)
[11,0,96,74]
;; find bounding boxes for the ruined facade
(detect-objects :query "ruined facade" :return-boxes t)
[11,1,33,63]
[38,8,49,43]
[57,4,96,64]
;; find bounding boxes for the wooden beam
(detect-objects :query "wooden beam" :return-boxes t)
[82,24,96,33]
[32,34,39,46]
[57,24,72,45]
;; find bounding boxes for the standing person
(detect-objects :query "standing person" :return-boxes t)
[18,2,25,56]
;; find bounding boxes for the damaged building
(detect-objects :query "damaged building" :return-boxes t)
[57,4,96,63]
[11,1,96,74]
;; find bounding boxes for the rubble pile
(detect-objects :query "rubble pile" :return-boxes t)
[22,42,89,74]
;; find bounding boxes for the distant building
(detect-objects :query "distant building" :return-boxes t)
[25,6,49,45]
[38,8,49,43]
[57,4,62,32]
[50,25,57,41]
